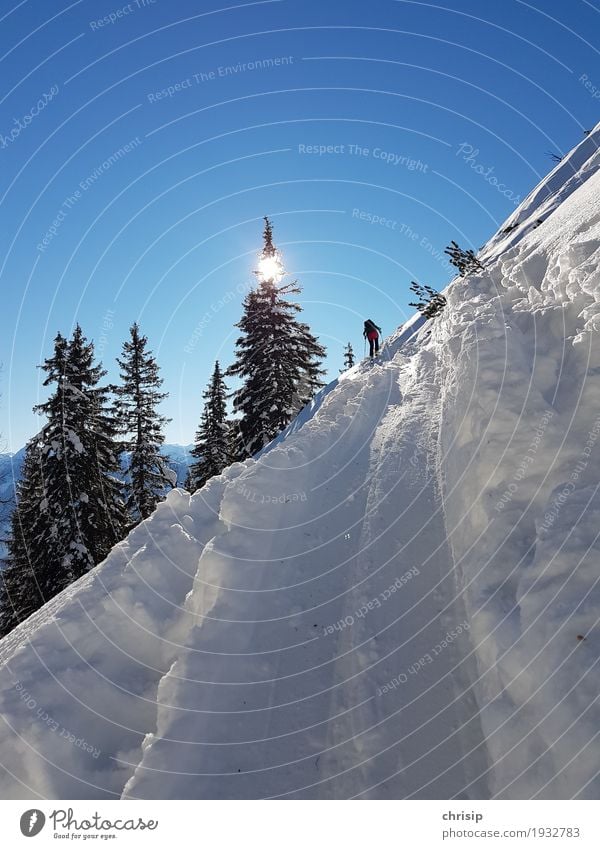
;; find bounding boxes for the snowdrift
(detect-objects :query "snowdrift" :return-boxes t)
[1,123,599,799]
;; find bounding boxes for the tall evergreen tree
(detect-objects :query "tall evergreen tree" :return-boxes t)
[227,218,326,458]
[114,323,172,524]
[186,361,230,492]
[36,326,126,575]
[1,328,126,635]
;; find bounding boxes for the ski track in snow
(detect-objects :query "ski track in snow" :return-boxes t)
[121,339,489,800]
[1,123,600,799]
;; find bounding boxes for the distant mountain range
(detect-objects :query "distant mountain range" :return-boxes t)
[0,444,194,558]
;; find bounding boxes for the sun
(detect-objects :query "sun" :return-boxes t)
[256,252,284,284]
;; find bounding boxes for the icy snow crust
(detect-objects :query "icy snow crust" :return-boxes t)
[1,124,599,799]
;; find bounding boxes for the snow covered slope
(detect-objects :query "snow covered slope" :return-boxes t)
[0,124,599,799]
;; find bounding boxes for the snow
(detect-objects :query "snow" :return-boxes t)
[67,430,85,455]
[160,463,178,489]
[0,123,599,799]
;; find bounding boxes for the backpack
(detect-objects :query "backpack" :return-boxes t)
[364,319,381,334]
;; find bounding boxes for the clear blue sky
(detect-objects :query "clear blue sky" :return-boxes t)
[1,0,598,450]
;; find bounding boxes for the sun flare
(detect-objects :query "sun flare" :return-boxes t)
[256,252,284,283]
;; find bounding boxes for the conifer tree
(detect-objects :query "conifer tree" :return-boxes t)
[0,438,47,636]
[227,218,326,458]
[444,240,485,276]
[1,328,126,635]
[293,320,327,405]
[36,326,126,576]
[341,342,355,372]
[226,418,244,463]
[545,150,562,163]
[409,282,447,319]
[114,323,172,524]
[186,361,230,492]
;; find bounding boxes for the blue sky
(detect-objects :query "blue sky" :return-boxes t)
[1,0,599,450]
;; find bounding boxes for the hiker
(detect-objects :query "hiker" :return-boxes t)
[363,319,382,357]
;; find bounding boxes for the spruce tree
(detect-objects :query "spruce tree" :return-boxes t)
[227,218,326,458]
[294,320,327,405]
[1,328,126,635]
[444,240,485,276]
[35,326,126,578]
[226,418,244,463]
[341,342,355,372]
[0,438,48,636]
[114,323,172,524]
[409,282,447,319]
[187,361,230,492]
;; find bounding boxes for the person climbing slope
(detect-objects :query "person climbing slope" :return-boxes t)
[363,319,382,357]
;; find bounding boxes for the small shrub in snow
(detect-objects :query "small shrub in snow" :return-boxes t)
[409,282,447,319]
[340,342,355,372]
[444,240,485,276]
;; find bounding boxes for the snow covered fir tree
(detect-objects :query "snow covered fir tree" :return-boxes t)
[186,361,230,493]
[113,323,173,525]
[227,217,326,459]
[0,327,125,636]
